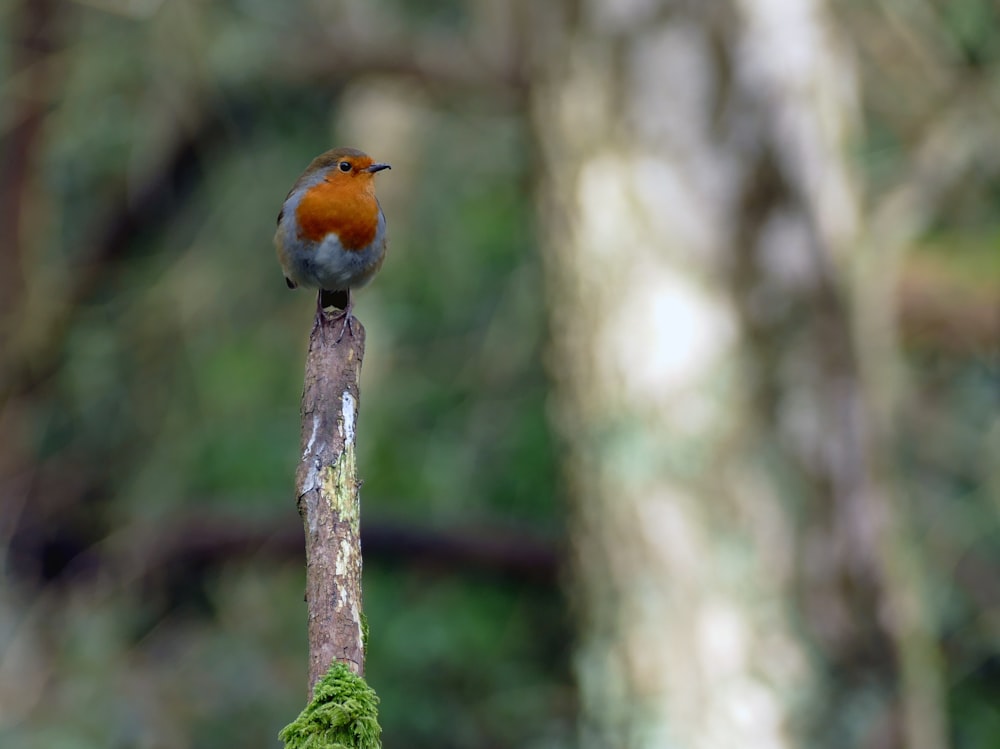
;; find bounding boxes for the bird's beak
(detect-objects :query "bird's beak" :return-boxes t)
[364,163,391,173]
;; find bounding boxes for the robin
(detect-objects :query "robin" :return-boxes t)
[275,147,391,340]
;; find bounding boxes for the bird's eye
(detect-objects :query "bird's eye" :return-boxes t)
[338,161,352,172]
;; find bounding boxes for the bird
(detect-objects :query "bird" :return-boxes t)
[275,147,391,341]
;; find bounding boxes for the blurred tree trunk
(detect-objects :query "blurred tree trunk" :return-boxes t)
[0,0,58,351]
[530,1,945,748]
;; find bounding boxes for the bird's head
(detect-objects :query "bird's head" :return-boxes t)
[307,147,391,190]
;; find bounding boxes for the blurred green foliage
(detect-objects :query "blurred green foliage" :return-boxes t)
[1,0,997,747]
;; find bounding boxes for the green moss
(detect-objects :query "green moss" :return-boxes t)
[360,612,369,658]
[279,662,381,749]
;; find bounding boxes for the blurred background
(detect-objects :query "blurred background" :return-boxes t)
[0,1,996,748]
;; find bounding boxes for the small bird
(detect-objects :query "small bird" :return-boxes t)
[275,147,391,340]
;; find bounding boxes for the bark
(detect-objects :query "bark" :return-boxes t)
[295,314,367,695]
[530,1,945,747]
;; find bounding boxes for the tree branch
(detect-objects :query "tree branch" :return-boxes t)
[296,316,367,694]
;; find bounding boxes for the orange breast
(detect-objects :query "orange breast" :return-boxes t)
[294,179,379,251]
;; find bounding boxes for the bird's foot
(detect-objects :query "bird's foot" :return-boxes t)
[327,306,355,343]
[313,290,355,344]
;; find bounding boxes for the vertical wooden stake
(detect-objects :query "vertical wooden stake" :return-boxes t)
[295,318,366,696]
